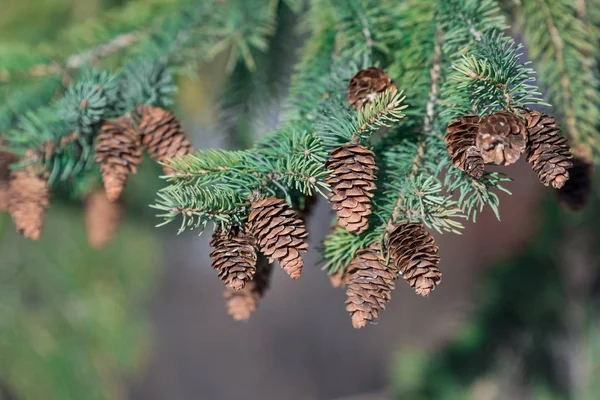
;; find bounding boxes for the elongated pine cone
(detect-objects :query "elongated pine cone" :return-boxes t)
[85,189,122,249]
[210,227,258,291]
[136,105,193,174]
[389,223,441,297]
[247,197,308,280]
[224,257,273,321]
[8,168,50,240]
[524,110,573,189]
[557,156,592,210]
[0,149,16,212]
[345,245,397,329]
[95,116,142,202]
[445,115,484,178]
[476,111,527,166]
[326,143,377,234]
[347,67,397,111]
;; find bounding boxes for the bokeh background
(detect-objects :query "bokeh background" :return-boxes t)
[2,1,600,399]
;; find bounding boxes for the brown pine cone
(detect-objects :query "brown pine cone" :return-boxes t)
[8,167,50,240]
[0,149,16,212]
[247,197,308,280]
[347,67,397,111]
[85,189,122,249]
[224,256,273,321]
[388,223,441,297]
[476,111,527,166]
[210,227,258,291]
[95,116,142,202]
[136,105,194,175]
[329,269,348,288]
[326,143,378,234]
[345,245,397,328]
[524,110,573,189]
[557,156,592,210]
[445,115,484,178]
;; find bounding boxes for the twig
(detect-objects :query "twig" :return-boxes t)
[0,31,143,83]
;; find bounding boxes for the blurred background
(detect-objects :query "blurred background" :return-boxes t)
[2,1,600,399]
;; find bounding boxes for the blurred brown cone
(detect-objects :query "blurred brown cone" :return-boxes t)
[0,149,16,212]
[247,197,308,279]
[95,116,142,202]
[85,189,123,249]
[524,110,573,189]
[210,227,258,291]
[557,156,593,210]
[136,105,194,175]
[389,222,441,297]
[8,168,50,240]
[445,115,484,179]
[326,143,377,234]
[347,67,397,111]
[224,257,273,321]
[476,111,527,166]
[345,245,396,328]
[329,269,348,288]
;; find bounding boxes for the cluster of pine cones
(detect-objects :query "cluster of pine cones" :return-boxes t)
[0,105,193,245]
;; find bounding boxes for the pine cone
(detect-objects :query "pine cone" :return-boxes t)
[95,116,142,202]
[329,269,348,288]
[247,197,308,280]
[224,256,273,321]
[345,245,397,329]
[388,223,441,297]
[136,105,194,174]
[445,115,484,178]
[524,110,573,189]
[347,67,397,111]
[8,168,50,240]
[0,150,16,212]
[476,111,527,166]
[85,189,122,249]
[326,143,377,234]
[210,227,258,291]
[557,156,592,210]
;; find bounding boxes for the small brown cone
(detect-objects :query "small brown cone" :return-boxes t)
[476,111,528,166]
[557,156,593,210]
[347,67,397,111]
[95,116,142,202]
[345,245,397,328]
[329,269,348,288]
[445,115,485,179]
[247,197,308,280]
[8,168,50,240]
[524,110,573,189]
[210,227,258,291]
[85,189,122,249]
[0,150,16,212]
[389,223,441,297]
[136,105,194,174]
[224,256,273,321]
[326,143,377,234]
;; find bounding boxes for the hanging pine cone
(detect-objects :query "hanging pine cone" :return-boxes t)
[247,197,308,280]
[345,244,397,329]
[326,143,377,234]
[85,189,122,249]
[210,227,258,291]
[347,67,397,111]
[476,111,528,166]
[0,149,16,212]
[445,115,484,178]
[329,269,348,288]
[224,257,273,321]
[136,105,194,175]
[557,156,592,210]
[524,110,573,189]
[95,116,142,202]
[388,223,441,297]
[8,167,50,240]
